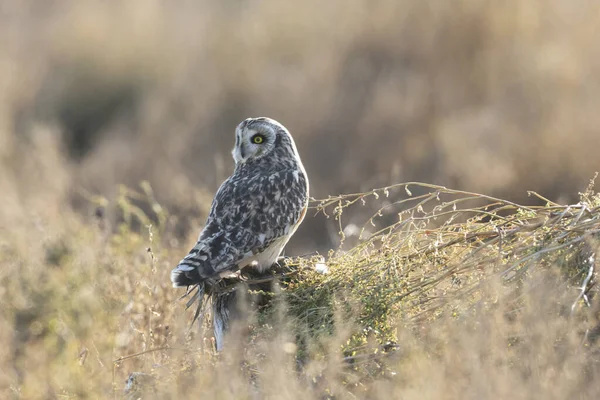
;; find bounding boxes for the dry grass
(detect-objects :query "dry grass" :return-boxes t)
[3,0,600,253]
[2,0,600,398]
[1,174,600,399]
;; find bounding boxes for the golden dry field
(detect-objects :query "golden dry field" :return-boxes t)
[1,1,600,398]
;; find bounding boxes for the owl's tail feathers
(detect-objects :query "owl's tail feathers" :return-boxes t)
[171,262,203,288]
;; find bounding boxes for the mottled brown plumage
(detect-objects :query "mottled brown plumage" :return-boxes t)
[170,117,309,350]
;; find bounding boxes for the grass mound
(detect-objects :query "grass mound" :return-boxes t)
[285,181,599,343]
[211,180,598,363]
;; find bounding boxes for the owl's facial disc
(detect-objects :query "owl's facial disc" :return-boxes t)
[232,124,276,164]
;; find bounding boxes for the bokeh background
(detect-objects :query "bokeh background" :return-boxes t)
[3,2,600,397]
[2,0,600,254]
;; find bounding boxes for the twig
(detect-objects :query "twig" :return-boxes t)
[571,256,595,315]
[113,346,185,364]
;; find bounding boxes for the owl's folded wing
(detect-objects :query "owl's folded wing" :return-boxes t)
[171,169,308,287]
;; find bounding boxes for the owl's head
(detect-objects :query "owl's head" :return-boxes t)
[232,117,298,164]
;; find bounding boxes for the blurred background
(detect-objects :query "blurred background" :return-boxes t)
[1,0,600,254]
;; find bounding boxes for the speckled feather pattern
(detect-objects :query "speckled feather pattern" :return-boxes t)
[171,118,309,288]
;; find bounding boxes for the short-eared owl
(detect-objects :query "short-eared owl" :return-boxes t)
[171,117,309,312]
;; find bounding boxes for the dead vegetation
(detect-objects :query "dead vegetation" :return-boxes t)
[3,177,600,398]
[2,1,600,398]
[4,0,600,254]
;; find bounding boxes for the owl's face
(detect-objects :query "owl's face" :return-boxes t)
[232,117,282,164]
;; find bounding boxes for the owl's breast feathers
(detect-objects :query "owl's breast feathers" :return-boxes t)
[171,168,308,288]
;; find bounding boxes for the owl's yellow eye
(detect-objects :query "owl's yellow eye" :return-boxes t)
[252,134,265,144]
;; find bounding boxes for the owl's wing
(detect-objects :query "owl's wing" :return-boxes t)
[171,170,308,288]
[210,170,308,254]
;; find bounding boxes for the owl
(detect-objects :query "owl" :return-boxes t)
[171,117,309,347]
